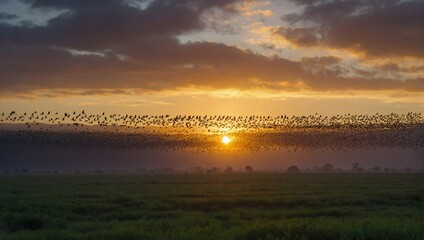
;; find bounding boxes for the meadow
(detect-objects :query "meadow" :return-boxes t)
[0,173,422,240]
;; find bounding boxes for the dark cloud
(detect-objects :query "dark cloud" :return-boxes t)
[277,27,319,46]
[300,56,341,75]
[281,0,424,58]
[0,12,18,20]
[1,38,422,95]
[0,5,195,50]
[0,0,422,97]
[301,56,340,66]
[30,0,236,11]
[377,63,424,73]
[1,0,240,50]
[0,38,307,91]
[31,0,133,9]
[307,74,424,93]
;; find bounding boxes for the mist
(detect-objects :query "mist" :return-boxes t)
[1,143,422,172]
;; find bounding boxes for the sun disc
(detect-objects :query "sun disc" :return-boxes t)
[222,136,231,144]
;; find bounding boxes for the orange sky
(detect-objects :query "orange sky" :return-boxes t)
[0,0,423,115]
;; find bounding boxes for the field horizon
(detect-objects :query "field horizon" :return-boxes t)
[1,173,423,240]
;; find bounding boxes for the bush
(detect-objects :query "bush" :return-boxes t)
[287,165,300,173]
[323,163,334,172]
[245,166,254,173]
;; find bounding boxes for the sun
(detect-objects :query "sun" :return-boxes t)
[221,135,231,144]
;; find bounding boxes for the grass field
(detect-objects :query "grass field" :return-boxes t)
[0,173,422,240]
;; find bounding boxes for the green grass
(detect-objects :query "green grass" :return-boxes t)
[0,173,422,240]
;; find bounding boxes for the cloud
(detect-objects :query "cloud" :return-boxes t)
[277,27,318,47]
[30,0,133,9]
[377,63,424,74]
[0,0,422,98]
[280,0,424,58]
[1,38,422,95]
[0,12,18,20]
[1,0,241,50]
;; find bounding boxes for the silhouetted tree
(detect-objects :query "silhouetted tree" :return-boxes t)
[404,167,412,172]
[351,162,364,172]
[22,168,28,174]
[287,165,300,173]
[384,167,390,172]
[156,167,176,173]
[191,166,204,174]
[225,167,233,173]
[352,162,360,171]
[244,166,254,173]
[313,166,321,172]
[137,168,150,173]
[323,163,334,172]
[372,166,381,172]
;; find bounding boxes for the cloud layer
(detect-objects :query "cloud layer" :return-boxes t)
[280,0,424,58]
[0,0,423,97]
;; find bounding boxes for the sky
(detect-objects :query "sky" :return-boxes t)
[0,0,423,115]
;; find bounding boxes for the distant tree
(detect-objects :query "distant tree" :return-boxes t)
[313,166,322,172]
[225,167,234,174]
[136,168,148,173]
[74,168,80,175]
[22,168,28,174]
[323,163,334,172]
[372,166,381,172]
[287,165,300,173]
[404,167,412,172]
[94,168,103,174]
[390,168,396,172]
[53,170,58,174]
[157,167,176,173]
[384,167,390,172]
[352,162,360,171]
[244,166,254,173]
[191,166,204,174]
[2,170,9,174]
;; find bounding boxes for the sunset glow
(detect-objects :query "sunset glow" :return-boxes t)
[0,1,423,239]
[0,0,421,115]
[222,136,231,145]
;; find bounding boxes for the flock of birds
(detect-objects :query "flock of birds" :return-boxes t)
[0,111,423,152]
